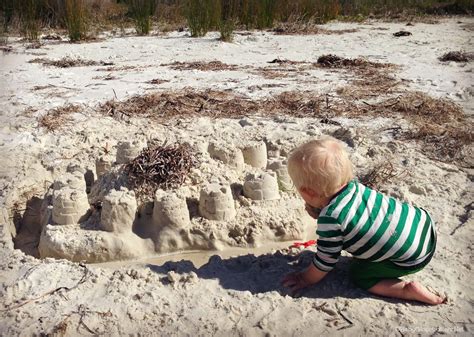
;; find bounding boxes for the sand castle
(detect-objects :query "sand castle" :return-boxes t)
[27,139,311,263]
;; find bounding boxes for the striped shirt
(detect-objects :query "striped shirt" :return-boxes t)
[313,180,436,272]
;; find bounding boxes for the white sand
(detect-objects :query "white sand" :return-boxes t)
[1,18,473,336]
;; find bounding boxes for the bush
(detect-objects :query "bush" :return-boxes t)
[20,0,40,41]
[255,0,276,29]
[127,0,156,35]
[219,18,234,41]
[65,0,89,42]
[185,0,219,37]
[218,0,235,41]
[1,0,15,32]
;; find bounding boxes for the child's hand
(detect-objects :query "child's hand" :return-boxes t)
[281,271,312,296]
[305,203,320,219]
[281,264,328,296]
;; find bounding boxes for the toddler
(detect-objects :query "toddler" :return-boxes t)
[282,136,445,305]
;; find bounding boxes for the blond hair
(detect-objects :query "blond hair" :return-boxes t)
[287,136,354,197]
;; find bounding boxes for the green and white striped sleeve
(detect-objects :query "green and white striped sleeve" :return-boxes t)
[313,215,343,272]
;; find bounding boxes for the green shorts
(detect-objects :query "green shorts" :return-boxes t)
[349,259,425,290]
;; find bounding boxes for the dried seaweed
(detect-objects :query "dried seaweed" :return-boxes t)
[372,92,472,166]
[163,61,240,71]
[146,78,169,85]
[125,143,197,198]
[38,104,81,131]
[99,88,343,121]
[28,57,113,68]
[29,57,97,68]
[100,89,259,120]
[393,31,412,37]
[273,23,358,35]
[96,65,140,72]
[99,85,470,167]
[359,162,407,190]
[316,54,390,69]
[439,51,473,62]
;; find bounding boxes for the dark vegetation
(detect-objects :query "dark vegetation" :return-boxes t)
[125,143,197,198]
[439,51,474,62]
[0,0,472,42]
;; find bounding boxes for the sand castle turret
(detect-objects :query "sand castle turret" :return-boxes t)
[199,183,236,221]
[101,188,137,233]
[152,190,190,229]
[242,141,267,169]
[243,172,280,201]
[53,171,87,193]
[267,158,293,192]
[52,187,90,225]
[116,140,144,164]
[96,155,113,178]
[265,140,281,159]
[208,142,244,171]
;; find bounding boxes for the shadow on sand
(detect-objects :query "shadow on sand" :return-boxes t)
[146,251,368,300]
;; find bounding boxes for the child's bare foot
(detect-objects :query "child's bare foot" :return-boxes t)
[402,281,446,305]
[368,279,446,305]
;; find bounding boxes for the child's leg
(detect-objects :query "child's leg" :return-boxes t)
[368,279,445,305]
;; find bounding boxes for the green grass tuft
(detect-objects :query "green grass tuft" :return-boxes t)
[65,0,89,42]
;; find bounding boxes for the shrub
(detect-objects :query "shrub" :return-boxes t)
[65,0,89,42]
[316,0,341,24]
[1,0,15,32]
[127,0,156,35]
[219,18,234,41]
[185,0,219,37]
[218,0,235,41]
[255,0,276,28]
[20,0,40,41]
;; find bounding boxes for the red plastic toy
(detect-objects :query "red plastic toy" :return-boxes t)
[290,240,316,249]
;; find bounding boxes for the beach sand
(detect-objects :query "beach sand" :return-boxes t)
[1,18,473,336]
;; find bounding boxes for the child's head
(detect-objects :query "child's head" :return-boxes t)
[287,136,354,198]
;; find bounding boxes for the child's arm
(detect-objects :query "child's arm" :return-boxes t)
[282,263,327,295]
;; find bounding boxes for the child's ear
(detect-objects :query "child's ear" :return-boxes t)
[300,186,317,198]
